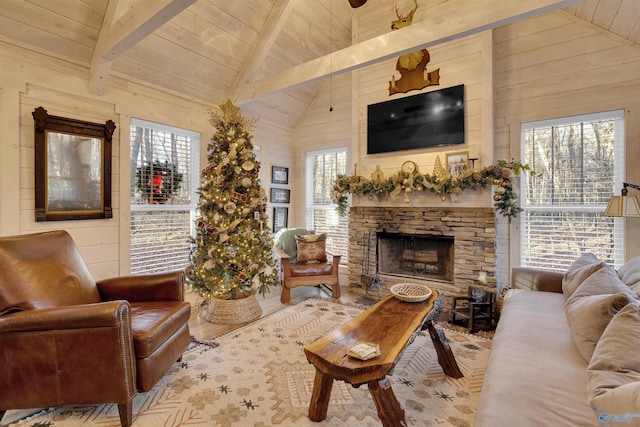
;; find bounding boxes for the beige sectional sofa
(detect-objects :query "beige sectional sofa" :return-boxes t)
[474,255,640,427]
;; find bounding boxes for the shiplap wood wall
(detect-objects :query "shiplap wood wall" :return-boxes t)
[0,40,294,280]
[292,7,640,286]
[2,4,640,285]
[493,10,640,277]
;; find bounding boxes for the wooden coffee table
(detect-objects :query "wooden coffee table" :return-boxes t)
[304,290,462,427]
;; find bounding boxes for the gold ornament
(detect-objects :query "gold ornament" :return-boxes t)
[402,160,418,174]
[371,165,385,182]
[432,156,446,177]
[219,99,241,118]
[224,201,237,213]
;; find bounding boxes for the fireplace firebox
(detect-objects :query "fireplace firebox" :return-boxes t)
[377,232,454,282]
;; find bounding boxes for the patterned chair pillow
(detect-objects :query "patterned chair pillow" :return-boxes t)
[274,228,308,263]
[295,233,327,263]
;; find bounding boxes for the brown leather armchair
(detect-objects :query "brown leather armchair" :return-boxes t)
[274,229,341,304]
[0,230,191,427]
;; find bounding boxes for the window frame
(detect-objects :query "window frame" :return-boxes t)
[519,110,625,270]
[305,147,349,261]
[129,118,201,275]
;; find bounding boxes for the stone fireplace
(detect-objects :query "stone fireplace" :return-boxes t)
[377,232,455,282]
[348,206,497,310]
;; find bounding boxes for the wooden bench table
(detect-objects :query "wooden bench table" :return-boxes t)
[303,290,462,427]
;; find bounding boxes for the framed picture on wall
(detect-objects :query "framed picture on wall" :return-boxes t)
[32,106,114,222]
[272,166,289,184]
[446,151,469,177]
[270,188,291,203]
[273,207,288,233]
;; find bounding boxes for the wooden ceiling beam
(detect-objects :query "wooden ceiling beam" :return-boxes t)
[228,0,297,103]
[236,0,582,103]
[90,0,196,95]
[89,0,119,96]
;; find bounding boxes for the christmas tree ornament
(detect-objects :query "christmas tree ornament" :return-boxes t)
[228,218,243,231]
[224,201,236,213]
[231,191,248,203]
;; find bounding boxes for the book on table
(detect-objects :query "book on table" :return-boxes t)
[348,343,380,360]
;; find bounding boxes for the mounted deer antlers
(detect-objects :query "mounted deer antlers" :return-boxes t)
[391,0,418,30]
[388,0,440,95]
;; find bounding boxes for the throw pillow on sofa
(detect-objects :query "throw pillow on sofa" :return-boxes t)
[567,262,634,300]
[587,303,640,423]
[618,255,640,295]
[565,291,634,362]
[562,253,604,301]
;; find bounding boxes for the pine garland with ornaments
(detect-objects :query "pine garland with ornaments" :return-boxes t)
[186,100,278,301]
[331,159,537,221]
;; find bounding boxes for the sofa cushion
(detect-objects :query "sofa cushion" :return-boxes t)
[295,233,327,263]
[562,253,604,301]
[130,301,192,358]
[568,263,632,301]
[618,255,640,295]
[565,292,633,362]
[587,303,640,421]
[474,290,596,426]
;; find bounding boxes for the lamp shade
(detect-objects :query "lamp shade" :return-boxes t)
[604,195,640,217]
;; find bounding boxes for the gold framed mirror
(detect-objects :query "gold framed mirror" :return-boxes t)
[32,106,115,221]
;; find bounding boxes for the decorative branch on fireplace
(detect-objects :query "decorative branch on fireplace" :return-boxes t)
[331,159,536,220]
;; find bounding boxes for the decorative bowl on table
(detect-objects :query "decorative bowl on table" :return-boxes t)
[390,283,432,303]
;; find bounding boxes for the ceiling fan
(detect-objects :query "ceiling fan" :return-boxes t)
[349,0,367,7]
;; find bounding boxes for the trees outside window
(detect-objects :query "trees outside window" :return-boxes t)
[305,148,348,261]
[129,119,199,274]
[521,110,625,270]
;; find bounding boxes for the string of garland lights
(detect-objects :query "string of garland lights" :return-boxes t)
[331,159,536,221]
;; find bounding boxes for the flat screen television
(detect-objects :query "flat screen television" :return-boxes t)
[367,84,465,154]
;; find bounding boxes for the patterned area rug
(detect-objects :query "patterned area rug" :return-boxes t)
[11,298,491,427]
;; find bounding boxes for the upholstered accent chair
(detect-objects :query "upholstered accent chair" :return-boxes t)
[274,228,341,303]
[0,230,191,427]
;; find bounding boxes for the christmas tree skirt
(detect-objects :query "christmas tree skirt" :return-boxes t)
[200,291,262,324]
[10,297,492,427]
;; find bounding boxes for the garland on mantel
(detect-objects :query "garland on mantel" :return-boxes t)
[331,159,536,221]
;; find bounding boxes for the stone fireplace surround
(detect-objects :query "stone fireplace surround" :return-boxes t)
[348,206,497,310]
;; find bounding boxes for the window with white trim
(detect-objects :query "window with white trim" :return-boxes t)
[521,110,625,270]
[130,119,199,274]
[305,148,348,262]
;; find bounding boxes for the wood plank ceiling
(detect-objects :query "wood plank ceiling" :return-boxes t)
[0,0,638,130]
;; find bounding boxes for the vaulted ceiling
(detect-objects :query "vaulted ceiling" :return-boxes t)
[1,0,638,130]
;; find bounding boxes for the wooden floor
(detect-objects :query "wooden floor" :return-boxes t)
[187,285,363,340]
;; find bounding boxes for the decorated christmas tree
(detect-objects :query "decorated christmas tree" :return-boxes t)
[187,100,278,302]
